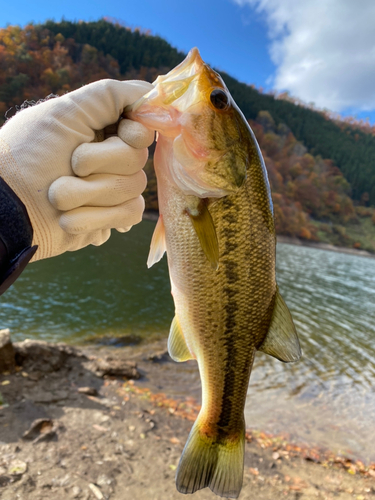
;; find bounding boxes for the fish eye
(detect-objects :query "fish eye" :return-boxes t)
[210,89,229,110]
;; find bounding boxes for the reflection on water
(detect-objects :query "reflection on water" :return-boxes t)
[1,221,375,462]
[0,222,174,343]
[248,244,375,463]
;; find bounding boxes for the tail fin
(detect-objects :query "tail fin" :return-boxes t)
[176,415,245,498]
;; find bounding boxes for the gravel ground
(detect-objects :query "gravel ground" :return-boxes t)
[0,340,374,500]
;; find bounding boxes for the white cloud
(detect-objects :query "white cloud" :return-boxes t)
[234,0,375,112]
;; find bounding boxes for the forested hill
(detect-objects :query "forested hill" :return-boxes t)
[220,73,375,205]
[31,20,375,206]
[43,19,185,75]
[0,20,374,251]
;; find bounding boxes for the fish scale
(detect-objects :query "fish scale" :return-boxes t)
[158,132,275,458]
[126,47,301,499]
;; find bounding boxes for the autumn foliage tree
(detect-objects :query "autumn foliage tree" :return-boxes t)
[0,23,123,115]
[250,111,356,240]
[0,20,373,250]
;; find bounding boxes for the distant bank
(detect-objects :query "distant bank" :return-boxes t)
[143,211,375,259]
[276,235,375,259]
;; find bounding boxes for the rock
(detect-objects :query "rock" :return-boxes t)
[0,329,15,373]
[147,350,170,363]
[77,386,98,396]
[86,356,140,379]
[22,418,53,439]
[22,418,57,443]
[7,459,27,476]
[13,340,84,373]
[71,485,82,498]
[89,483,105,499]
[58,474,71,487]
[0,475,11,486]
[97,474,112,486]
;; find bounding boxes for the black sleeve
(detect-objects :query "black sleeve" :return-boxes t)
[0,177,38,296]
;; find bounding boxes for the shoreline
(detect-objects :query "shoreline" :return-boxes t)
[1,338,374,499]
[277,235,375,259]
[143,211,375,259]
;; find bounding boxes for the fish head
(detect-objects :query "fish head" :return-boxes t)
[126,48,252,198]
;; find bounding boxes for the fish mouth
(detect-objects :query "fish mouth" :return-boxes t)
[123,48,206,115]
[154,47,205,84]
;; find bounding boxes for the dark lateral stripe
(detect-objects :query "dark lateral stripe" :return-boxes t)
[215,198,241,434]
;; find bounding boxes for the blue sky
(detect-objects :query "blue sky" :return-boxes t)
[2,0,375,124]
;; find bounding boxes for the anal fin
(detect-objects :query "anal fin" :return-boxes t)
[258,286,302,362]
[168,316,194,362]
[147,215,166,268]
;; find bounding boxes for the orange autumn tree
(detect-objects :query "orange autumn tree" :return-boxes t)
[251,111,356,240]
[0,21,368,247]
[0,24,120,116]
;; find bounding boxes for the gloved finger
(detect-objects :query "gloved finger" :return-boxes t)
[116,227,131,233]
[72,136,148,177]
[90,229,112,247]
[49,171,147,211]
[118,119,155,149]
[59,196,145,234]
[63,79,154,133]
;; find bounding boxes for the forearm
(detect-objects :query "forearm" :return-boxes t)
[0,177,37,295]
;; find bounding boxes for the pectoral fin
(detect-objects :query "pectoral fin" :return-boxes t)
[168,316,195,362]
[147,215,166,268]
[258,287,302,362]
[186,200,219,270]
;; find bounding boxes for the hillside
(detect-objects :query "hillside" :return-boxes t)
[0,20,374,252]
[42,20,375,206]
[143,112,375,252]
[220,73,375,206]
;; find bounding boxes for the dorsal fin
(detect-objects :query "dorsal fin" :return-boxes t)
[258,287,302,362]
[168,316,195,362]
[147,215,166,268]
[186,199,219,270]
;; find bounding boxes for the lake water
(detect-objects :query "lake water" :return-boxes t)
[1,220,375,463]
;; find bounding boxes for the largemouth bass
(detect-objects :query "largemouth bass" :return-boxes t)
[125,48,301,498]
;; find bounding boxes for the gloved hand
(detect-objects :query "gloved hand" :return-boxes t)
[0,79,155,261]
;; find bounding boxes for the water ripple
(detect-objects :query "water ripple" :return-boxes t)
[1,225,374,462]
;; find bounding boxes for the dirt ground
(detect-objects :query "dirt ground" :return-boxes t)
[0,339,374,500]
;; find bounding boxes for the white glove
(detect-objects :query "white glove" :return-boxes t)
[0,79,155,261]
